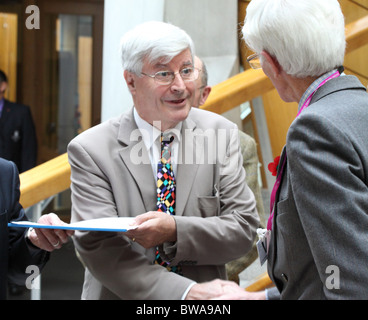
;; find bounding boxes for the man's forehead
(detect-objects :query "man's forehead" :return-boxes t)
[153,60,193,69]
[144,52,193,70]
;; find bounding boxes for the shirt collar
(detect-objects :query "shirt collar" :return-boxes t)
[298,69,338,112]
[133,107,182,151]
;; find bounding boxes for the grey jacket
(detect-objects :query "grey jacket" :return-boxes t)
[268,75,368,299]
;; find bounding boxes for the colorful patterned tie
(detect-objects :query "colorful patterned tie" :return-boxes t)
[156,134,176,214]
[155,134,181,274]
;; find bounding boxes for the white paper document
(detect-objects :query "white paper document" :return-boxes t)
[8,217,138,232]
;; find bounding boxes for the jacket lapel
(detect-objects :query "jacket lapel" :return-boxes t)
[267,146,287,281]
[175,117,201,216]
[117,109,156,212]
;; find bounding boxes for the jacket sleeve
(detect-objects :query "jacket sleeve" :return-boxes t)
[7,161,48,286]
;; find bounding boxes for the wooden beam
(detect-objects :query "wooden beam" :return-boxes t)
[345,14,368,54]
[200,68,273,114]
[19,153,71,208]
[245,272,273,292]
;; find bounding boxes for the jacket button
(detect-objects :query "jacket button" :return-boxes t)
[281,273,288,282]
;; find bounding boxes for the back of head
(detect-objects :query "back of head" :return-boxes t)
[242,0,346,78]
[0,70,8,84]
[120,21,195,74]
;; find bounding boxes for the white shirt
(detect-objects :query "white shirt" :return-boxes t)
[133,108,181,178]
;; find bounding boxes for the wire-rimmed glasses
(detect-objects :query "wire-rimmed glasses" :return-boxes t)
[141,67,200,85]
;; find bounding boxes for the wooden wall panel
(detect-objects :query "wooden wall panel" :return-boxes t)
[0,13,17,102]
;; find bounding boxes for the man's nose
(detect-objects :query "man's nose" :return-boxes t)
[170,72,186,92]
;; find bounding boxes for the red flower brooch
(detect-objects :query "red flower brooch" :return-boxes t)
[268,156,280,176]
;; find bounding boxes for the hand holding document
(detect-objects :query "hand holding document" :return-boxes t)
[8,217,138,232]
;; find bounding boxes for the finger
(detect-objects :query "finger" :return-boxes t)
[54,229,69,244]
[37,213,74,243]
[30,228,56,252]
[133,211,158,225]
[35,228,62,250]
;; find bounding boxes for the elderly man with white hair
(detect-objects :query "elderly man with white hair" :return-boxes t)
[68,21,258,300]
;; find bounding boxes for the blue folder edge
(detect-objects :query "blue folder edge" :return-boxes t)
[7,222,130,232]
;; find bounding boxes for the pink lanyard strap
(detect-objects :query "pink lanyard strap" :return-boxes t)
[267,70,341,230]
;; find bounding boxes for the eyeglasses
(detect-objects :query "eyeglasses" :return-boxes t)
[246,53,262,69]
[141,67,200,85]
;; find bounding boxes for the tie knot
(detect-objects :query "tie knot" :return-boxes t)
[161,134,174,148]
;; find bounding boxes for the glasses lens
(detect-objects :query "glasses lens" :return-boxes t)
[247,54,261,69]
[180,67,198,81]
[155,71,174,84]
[154,68,199,85]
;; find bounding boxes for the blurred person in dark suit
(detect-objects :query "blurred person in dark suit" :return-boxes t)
[0,157,74,299]
[0,70,37,173]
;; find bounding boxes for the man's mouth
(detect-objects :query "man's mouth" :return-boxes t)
[166,98,186,105]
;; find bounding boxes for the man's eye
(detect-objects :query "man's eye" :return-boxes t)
[181,68,193,76]
[156,71,172,78]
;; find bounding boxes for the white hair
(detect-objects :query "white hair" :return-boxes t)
[242,0,346,78]
[120,21,195,75]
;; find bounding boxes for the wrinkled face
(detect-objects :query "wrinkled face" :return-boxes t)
[125,49,195,131]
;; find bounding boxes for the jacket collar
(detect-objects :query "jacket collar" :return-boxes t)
[311,75,366,105]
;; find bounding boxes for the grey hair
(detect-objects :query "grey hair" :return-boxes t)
[242,0,346,78]
[120,21,195,75]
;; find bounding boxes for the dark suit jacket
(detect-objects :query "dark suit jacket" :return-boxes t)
[268,75,368,299]
[0,158,48,299]
[0,99,37,173]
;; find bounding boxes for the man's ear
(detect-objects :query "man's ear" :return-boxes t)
[124,70,136,94]
[261,50,282,78]
[200,86,212,105]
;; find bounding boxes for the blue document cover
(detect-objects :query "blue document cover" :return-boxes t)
[8,217,137,232]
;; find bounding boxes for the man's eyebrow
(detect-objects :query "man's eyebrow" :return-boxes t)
[153,60,193,70]
[154,63,168,69]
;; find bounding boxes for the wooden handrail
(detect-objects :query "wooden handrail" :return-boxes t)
[20,153,71,208]
[19,14,368,210]
[245,272,273,292]
[200,68,273,115]
[345,14,368,54]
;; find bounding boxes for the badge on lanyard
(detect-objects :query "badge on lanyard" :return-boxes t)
[256,228,271,266]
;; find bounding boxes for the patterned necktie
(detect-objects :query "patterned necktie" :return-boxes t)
[155,134,181,274]
[156,134,176,214]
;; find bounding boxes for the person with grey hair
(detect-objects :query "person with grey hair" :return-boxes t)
[68,21,258,300]
[192,0,368,300]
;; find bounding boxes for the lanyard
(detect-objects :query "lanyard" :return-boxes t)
[267,69,341,230]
